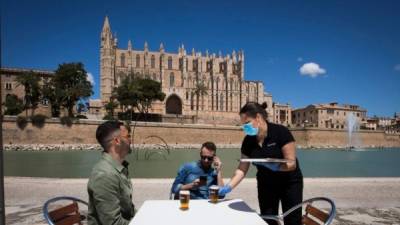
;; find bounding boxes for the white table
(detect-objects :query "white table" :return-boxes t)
[129,199,267,225]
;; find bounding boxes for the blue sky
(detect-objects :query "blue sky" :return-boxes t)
[2,0,400,117]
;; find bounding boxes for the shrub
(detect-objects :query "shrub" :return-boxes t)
[102,114,115,121]
[75,114,88,119]
[16,116,28,130]
[31,114,48,128]
[60,116,73,127]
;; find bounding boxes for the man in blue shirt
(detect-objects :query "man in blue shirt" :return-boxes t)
[171,142,224,199]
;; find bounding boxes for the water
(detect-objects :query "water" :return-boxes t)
[346,113,360,148]
[4,148,400,178]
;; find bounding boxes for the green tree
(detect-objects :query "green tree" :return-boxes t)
[113,74,165,119]
[113,73,139,114]
[15,71,41,116]
[3,94,24,115]
[105,99,119,118]
[42,78,63,117]
[136,77,166,114]
[194,81,208,121]
[53,63,93,117]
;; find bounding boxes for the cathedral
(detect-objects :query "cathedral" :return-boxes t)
[99,16,276,125]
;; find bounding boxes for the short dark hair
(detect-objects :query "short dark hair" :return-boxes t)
[239,101,268,120]
[96,120,124,151]
[201,141,217,152]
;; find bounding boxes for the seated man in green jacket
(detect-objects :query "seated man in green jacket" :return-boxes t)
[87,121,135,225]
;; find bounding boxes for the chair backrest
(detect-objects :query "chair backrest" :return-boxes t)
[300,197,336,225]
[43,196,88,225]
[260,197,336,225]
[302,204,330,225]
[48,201,82,225]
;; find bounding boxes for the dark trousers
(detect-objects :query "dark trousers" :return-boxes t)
[257,172,303,225]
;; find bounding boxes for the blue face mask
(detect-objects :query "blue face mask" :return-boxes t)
[242,122,259,136]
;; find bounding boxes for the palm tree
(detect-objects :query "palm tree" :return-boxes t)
[15,71,41,116]
[194,81,208,122]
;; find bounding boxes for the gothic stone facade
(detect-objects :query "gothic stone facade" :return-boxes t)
[100,17,273,125]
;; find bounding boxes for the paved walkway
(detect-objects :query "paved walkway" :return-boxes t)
[5,177,400,224]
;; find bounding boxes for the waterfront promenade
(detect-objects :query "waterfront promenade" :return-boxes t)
[5,177,400,224]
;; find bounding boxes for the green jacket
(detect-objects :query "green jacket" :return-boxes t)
[87,153,135,225]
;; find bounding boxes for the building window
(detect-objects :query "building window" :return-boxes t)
[169,73,175,87]
[5,83,12,90]
[136,55,140,67]
[207,61,211,72]
[190,92,194,110]
[357,113,360,117]
[219,63,226,73]
[327,109,334,114]
[193,59,198,71]
[151,55,155,68]
[186,91,189,100]
[179,58,183,70]
[121,53,125,67]
[216,94,219,110]
[168,56,173,70]
[220,94,224,111]
[152,73,157,80]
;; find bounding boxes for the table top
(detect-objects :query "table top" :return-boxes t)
[129,199,267,225]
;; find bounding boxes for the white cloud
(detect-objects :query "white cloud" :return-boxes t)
[297,57,303,62]
[299,62,326,78]
[87,72,95,85]
[394,64,400,72]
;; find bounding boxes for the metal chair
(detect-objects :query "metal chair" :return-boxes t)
[43,196,88,225]
[260,197,336,225]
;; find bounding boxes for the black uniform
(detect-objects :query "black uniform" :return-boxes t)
[241,122,303,225]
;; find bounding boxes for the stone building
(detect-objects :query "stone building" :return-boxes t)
[272,103,292,126]
[1,67,54,117]
[292,102,367,129]
[99,16,274,125]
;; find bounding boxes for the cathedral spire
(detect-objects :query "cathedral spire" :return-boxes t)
[102,16,111,34]
[128,40,132,51]
[101,16,113,48]
[144,41,149,51]
[159,43,164,53]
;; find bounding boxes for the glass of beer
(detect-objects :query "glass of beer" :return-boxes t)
[179,190,190,210]
[209,185,219,203]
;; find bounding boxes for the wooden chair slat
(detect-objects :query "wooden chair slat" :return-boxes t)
[306,204,329,222]
[49,202,79,221]
[302,215,320,225]
[55,214,82,225]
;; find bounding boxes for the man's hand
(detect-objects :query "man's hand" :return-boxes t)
[213,156,222,172]
[191,179,200,189]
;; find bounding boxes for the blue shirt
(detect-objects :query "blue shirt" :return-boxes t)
[171,161,218,199]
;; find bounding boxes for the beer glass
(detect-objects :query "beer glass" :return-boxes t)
[179,190,190,210]
[209,185,219,203]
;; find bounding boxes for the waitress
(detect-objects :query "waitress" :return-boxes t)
[219,102,303,225]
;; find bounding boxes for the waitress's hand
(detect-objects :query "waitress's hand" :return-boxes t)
[218,184,232,196]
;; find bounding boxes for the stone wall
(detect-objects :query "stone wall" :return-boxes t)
[2,116,400,148]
